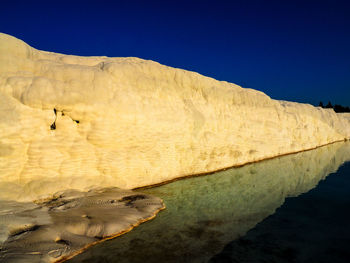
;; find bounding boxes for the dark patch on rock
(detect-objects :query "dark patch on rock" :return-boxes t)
[119,195,146,206]
[10,225,40,237]
[55,238,71,246]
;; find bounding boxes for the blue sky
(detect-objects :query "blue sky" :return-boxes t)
[1,0,349,106]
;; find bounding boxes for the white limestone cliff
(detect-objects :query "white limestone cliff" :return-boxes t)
[0,33,349,201]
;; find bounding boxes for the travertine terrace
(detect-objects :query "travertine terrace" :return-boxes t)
[0,33,349,201]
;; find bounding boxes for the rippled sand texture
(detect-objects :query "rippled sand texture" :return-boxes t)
[0,188,164,263]
[68,142,350,263]
[0,33,349,199]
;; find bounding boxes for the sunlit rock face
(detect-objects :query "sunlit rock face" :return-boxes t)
[340,112,350,121]
[0,33,349,200]
[68,142,350,263]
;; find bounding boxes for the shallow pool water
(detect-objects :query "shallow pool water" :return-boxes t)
[210,160,350,263]
[69,142,350,263]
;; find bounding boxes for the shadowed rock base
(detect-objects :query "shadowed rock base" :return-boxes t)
[0,188,164,263]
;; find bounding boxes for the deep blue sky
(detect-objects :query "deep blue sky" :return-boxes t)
[1,0,349,106]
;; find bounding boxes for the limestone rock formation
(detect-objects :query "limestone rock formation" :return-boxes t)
[0,33,349,201]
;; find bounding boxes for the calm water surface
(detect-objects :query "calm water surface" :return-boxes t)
[210,159,350,263]
[69,142,350,263]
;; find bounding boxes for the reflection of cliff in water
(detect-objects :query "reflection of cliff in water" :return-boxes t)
[69,142,350,263]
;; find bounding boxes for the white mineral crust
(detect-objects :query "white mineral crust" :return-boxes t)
[0,33,349,201]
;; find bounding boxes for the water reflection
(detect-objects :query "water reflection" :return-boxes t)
[69,142,350,263]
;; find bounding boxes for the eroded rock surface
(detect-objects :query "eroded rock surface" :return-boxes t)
[0,188,164,263]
